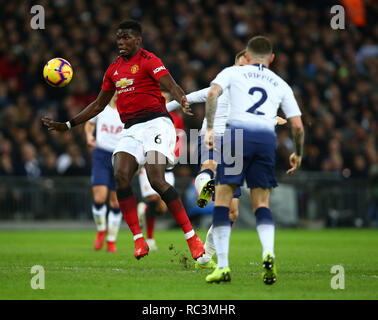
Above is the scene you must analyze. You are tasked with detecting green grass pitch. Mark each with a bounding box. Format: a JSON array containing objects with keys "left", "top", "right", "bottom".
[{"left": 0, "top": 229, "right": 377, "bottom": 300}]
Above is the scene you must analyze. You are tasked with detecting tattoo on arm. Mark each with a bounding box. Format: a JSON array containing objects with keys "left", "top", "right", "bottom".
[
  {"left": 206, "top": 96, "right": 217, "bottom": 129},
  {"left": 293, "top": 130, "right": 304, "bottom": 156},
  {"left": 206, "top": 85, "right": 222, "bottom": 129}
]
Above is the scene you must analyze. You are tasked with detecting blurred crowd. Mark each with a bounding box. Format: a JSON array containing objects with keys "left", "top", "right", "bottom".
[{"left": 0, "top": 0, "right": 377, "bottom": 181}]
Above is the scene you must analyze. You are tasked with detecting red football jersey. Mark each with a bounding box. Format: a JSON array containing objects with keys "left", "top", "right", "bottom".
[{"left": 102, "top": 48, "right": 170, "bottom": 124}]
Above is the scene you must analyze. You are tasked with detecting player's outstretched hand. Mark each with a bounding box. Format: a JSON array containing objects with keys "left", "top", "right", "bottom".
[
  {"left": 204, "top": 128, "right": 214, "bottom": 150},
  {"left": 41, "top": 116, "right": 68, "bottom": 131},
  {"left": 180, "top": 96, "right": 193, "bottom": 115},
  {"left": 275, "top": 116, "right": 287, "bottom": 125},
  {"left": 286, "top": 152, "right": 302, "bottom": 175},
  {"left": 182, "top": 105, "right": 193, "bottom": 115}
]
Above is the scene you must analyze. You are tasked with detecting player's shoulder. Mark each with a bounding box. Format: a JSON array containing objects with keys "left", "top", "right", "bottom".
[
  {"left": 217, "top": 65, "right": 239, "bottom": 78},
  {"left": 139, "top": 49, "right": 157, "bottom": 61},
  {"left": 224, "top": 65, "right": 239, "bottom": 73},
  {"left": 265, "top": 67, "right": 291, "bottom": 89},
  {"left": 109, "top": 56, "right": 122, "bottom": 66},
  {"left": 105, "top": 56, "right": 122, "bottom": 73}
]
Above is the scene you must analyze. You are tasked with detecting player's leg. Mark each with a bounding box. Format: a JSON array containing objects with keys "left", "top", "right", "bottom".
[
  {"left": 195, "top": 135, "right": 216, "bottom": 208},
  {"left": 113, "top": 151, "right": 148, "bottom": 259},
  {"left": 138, "top": 167, "right": 170, "bottom": 251},
  {"left": 196, "top": 192, "right": 239, "bottom": 269},
  {"left": 144, "top": 194, "right": 161, "bottom": 251},
  {"left": 205, "top": 128, "right": 245, "bottom": 282},
  {"left": 250, "top": 187, "right": 277, "bottom": 284},
  {"left": 229, "top": 197, "right": 239, "bottom": 224},
  {"left": 239, "top": 126, "right": 278, "bottom": 284},
  {"left": 147, "top": 196, "right": 168, "bottom": 250},
  {"left": 195, "top": 159, "right": 216, "bottom": 208},
  {"left": 91, "top": 148, "right": 114, "bottom": 251},
  {"left": 251, "top": 187, "right": 274, "bottom": 257},
  {"left": 138, "top": 166, "right": 159, "bottom": 250},
  {"left": 144, "top": 152, "right": 205, "bottom": 260},
  {"left": 92, "top": 185, "right": 108, "bottom": 251},
  {"left": 205, "top": 183, "right": 235, "bottom": 283},
  {"left": 145, "top": 171, "right": 172, "bottom": 250},
  {"left": 106, "top": 190, "right": 122, "bottom": 253}
]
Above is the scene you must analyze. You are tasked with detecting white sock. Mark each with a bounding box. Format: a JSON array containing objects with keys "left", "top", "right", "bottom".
[
  {"left": 92, "top": 203, "right": 107, "bottom": 232},
  {"left": 256, "top": 224, "right": 275, "bottom": 258},
  {"left": 184, "top": 229, "right": 195, "bottom": 240},
  {"left": 197, "top": 225, "right": 215, "bottom": 263},
  {"left": 107, "top": 210, "right": 122, "bottom": 242},
  {"left": 194, "top": 172, "right": 211, "bottom": 195},
  {"left": 133, "top": 233, "right": 143, "bottom": 241},
  {"left": 213, "top": 225, "right": 231, "bottom": 269},
  {"left": 204, "top": 224, "right": 215, "bottom": 257}
]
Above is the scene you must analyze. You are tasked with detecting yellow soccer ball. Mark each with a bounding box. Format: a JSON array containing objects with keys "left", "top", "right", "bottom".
[{"left": 43, "top": 58, "right": 73, "bottom": 87}]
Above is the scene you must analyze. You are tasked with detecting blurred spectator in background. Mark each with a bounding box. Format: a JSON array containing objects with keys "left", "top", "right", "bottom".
[
  {"left": 366, "top": 162, "right": 378, "bottom": 227},
  {"left": 20, "top": 143, "right": 41, "bottom": 178},
  {"left": 57, "top": 144, "right": 87, "bottom": 176}
]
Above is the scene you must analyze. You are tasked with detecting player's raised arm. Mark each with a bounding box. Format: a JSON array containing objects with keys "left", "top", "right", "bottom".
[
  {"left": 158, "top": 74, "right": 192, "bottom": 114},
  {"left": 286, "top": 115, "right": 305, "bottom": 175},
  {"left": 204, "top": 83, "right": 223, "bottom": 149},
  {"left": 166, "top": 88, "right": 210, "bottom": 113},
  {"left": 41, "top": 89, "right": 114, "bottom": 131},
  {"left": 205, "top": 83, "right": 223, "bottom": 130}
]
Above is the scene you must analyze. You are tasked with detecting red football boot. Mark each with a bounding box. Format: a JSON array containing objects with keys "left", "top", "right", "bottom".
[
  {"left": 187, "top": 233, "right": 205, "bottom": 260},
  {"left": 134, "top": 237, "right": 149, "bottom": 260},
  {"left": 94, "top": 230, "right": 107, "bottom": 251},
  {"left": 106, "top": 241, "right": 117, "bottom": 253}
]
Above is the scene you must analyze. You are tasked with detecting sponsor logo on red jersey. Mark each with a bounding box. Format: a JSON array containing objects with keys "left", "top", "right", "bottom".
[{"left": 115, "top": 78, "right": 134, "bottom": 88}]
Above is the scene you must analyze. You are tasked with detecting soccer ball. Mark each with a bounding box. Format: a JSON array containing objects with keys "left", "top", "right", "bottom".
[{"left": 43, "top": 58, "right": 73, "bottom": 87}]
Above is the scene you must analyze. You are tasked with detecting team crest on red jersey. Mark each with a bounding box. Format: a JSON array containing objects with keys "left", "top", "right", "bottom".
[{"left": 131, "top": 64, "right": 139, "bottom": 74}]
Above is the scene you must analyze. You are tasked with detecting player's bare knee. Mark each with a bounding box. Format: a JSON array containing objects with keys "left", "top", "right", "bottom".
[
  {"left": 114, "top": 169, "right": 131, "bottom": 189},
  {"left": 93, "top": 187, "right": 108, "bottom": 204},
  {"left": 201, "top": 159, "right": 216, "bottom": 173},
  {"left": 109, "top": 198, "right": 119, "bottom": 208},
  {"left": 156, "top": 199, "right": 168, "bottom": 214},
  {"left": 252, "top": 203, "right": 269, "bottom": 213},
  {"left": 93, "top": 194, "right": 107, "bottom": 204},
  {"left": 149, "top": 176, "right": 169, "bottom": 195},
  {"left": 146, "top": 194, "right": 160, "bottom": 203},
  {"left": 108, "top": 191, "right": 119, "bottom": 208}
]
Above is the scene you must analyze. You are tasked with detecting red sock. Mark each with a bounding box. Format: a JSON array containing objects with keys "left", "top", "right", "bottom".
[
  {"left": 146, "top": 216, "right": 155, "bottom": 239},
  {"left": 162, "top": 187, "right": 193, "bottom": 234},
  {"left": 117, "top": 188, "right": 142, "bottom": 237}
]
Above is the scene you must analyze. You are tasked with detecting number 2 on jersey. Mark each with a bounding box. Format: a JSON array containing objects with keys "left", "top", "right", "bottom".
[{"left": 247, "top": 87, "right": 267, "bottom": 115}]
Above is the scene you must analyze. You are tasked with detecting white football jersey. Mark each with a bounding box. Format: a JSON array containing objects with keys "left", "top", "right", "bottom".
[
  {"left": 211, "top": 64, "right": 301, "bottom": 133},
  {"left": 166, "top": 87, "right": 230, "bottom": 136},
  {"left": 89, "top": 105, "right": 124, "bottom": 152}
]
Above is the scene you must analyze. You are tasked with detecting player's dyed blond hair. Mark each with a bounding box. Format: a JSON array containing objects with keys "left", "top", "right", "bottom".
[
  {"left": 247, "top": 36, "right": 272, "bottom": 60},
  {"left": 235, "top": 49, "right": 246, "bottom": 64}
]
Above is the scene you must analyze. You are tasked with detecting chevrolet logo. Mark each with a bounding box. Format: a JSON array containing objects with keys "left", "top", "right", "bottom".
[{"left": 116, "top": 78, "right": 134, "bottom": 88}]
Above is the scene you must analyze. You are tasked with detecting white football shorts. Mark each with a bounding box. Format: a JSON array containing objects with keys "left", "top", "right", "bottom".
[
  {"left": 138, "top": 166, "right": 175, "bottom": 198},
  {"left": 112, "top": 116, "right": 177, "bottom": 167}
]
